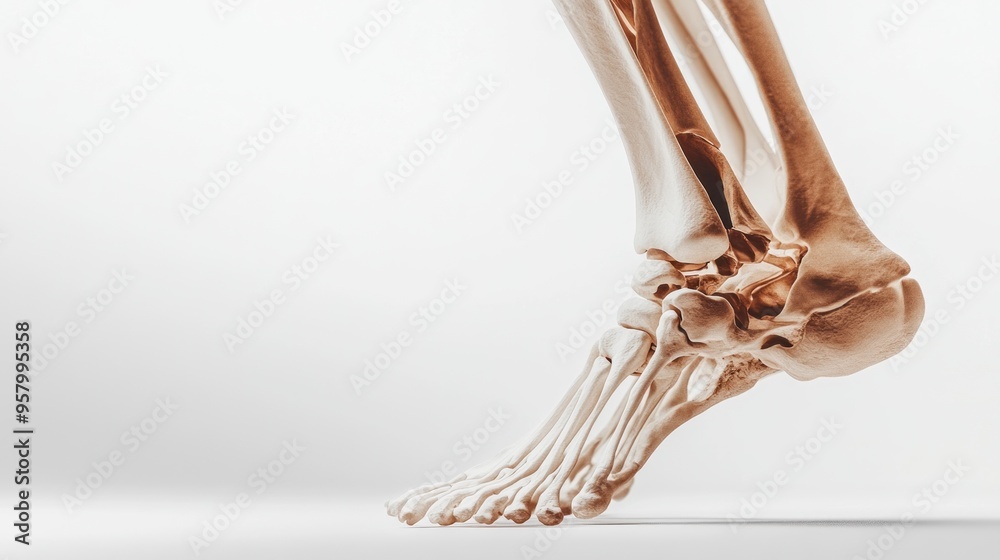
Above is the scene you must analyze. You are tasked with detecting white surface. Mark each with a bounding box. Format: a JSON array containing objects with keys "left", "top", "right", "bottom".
[
  {"left": 20, "top": 499, "right": 1000, "bottom": 559},
  {"left": 0, "top": 0, "right": 998, "bottom": 556}
]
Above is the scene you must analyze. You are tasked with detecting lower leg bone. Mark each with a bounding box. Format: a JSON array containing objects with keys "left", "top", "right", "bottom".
[
  {"left": 388, "top": 0, "right": 924, "bottom": 526},
  {"left": 554, "top": 0, "right": 730, "bottom": 263}
]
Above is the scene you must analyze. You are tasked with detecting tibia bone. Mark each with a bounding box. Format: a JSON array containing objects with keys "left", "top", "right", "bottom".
[{"left": 553, "top": 0, "right": 731, "bottom": 263}]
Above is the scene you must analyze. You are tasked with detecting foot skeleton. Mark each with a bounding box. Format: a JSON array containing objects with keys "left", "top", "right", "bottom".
[{"left": 386, "top": 0, "right": 924, "bottom": 525}]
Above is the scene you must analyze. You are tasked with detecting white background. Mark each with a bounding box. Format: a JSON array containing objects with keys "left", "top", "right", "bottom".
[{"left": 0, "top": 0, "right": 998, "bottom": 558}]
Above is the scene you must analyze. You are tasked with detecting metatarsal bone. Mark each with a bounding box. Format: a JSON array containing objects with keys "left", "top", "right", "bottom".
[
  {"left": 571, "top": 309, "right": 689, "bottom": 517},
  {"left": 553, "top": 0, "right": 730, "bottom": 263},
  {"left": 557, "top": 391, "right": 632, "bottom": 507},
  {"left": 611, "top": 358, "right": 695, "bottom": 473},
  {"left": 443, "top": 372, "right": 592, "bottom": 524},
  {"left": 498, "top": 327, "right": 650, "bottom": 524},
  {"left": 612, "top": 354, "right": 775, "bottom": 484},
  {"left": 535, "top": 328, "right": 652, "bottom": 524},
  {"left": 391, "top": 344, "right": 602, "bottom": 524},
  {"left": 499, "top": 358, "right": 613, "bottom": 523}
]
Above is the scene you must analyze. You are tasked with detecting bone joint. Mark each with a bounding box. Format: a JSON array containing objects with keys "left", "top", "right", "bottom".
[{"left": 386, "top": 0, "right": 925, "bottom": 525}]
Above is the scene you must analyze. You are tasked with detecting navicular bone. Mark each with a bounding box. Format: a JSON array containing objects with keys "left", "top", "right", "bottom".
[{"left": 387, "top": 0, "right": 924, "bottom": 525}]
